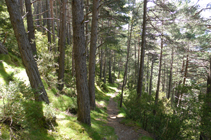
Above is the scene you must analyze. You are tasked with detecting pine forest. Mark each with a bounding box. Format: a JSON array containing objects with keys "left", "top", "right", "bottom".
[{"left": 0, "top": 0, "right": 211, "bottom": 139}]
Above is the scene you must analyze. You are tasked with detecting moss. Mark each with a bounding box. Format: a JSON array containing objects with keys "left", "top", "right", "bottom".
[
  {"left": 42, "top": 79, "right": 49, "bottom": 89},
  {"left": 0, "top": 124, "right": 10, "bottom": 139},
  {"left": 47, "top": 89, "right": 77, "bottom": 111},
  {"left": 139, "top": 136, "right": 154, "bottom": 140},
  {"left": 0, "top": 48, "right": 118, "bottom": 140}
]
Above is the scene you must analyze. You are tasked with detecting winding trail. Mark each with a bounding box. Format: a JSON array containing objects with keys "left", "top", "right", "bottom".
[{"left": 107, "top": 88, "right": 153, "bottom": 140}]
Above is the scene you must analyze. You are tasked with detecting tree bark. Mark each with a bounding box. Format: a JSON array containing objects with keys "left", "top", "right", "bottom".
[
  {"left": 120, "top": 14, "right": 133, "bottom": 107},
  {"left": 146, "top": 55, "right": 149, "bottom": 92},
  {"left": 137, "top": 0, "right": 147, "bottom": 98},
  {"left": 19, "top": 0, "right": 24, "bottom": 16},
  {"left": 113, "top": 51, "right": 115, "bottom": 76},
  {"left": 72, "top": 45, "right": 75, "bottom": 77},
  {"left": 35, "top": 0, "right": 41, "bottom": 26},
  {"left": 178, "top": 50, "right": 189, "bottom": 105},
  {"left": 167, "top": 47, "right": 174, "bottom": 99},
  {"left": 72, "top": 0, "right": 91, "bottom": 125},
  {"left": 108, "top": 50, "right": 113, "bottom": 84},
  {"left": 138, "top": 35, "right": 140, "bottom": 69},
  {"left": 118, "top": 57, "right": 121, "bottom": 79},
  {"left": 56, "top": 0, "right": 59, "bottom": 37},
  {"left": 42, "top": 0, "right": 47, "bottom": 27},
  {"left": 134, "top": 40, "right": 137, "bottom": 84},
  {"left": 46, "top": 0, "right": 51, "bottom": 47},
  {"left": 100, "top": 47, "right": 103, "bottom": 79},
  {"left": 89, "top": 0, "right": 99, "bottom": 110},
  {"left": 85, "top": 0, "right": 89, "bottom": 61},
  {"left": 154, "top": 35, "right": 163, "bottom": 114},
  {"left": 50, "top": 0, "right": 55, "bottom": 42},
  {"left": 58, "top": 0, "right": 67, "bottom": 91},
  {"left": 149, "top": 57, "right": 155, "bottom": 96},
  {"left": 25, "top": 0, "right": 37, "bottom": 55},
  {"left": 66, "top": 22, "right": 70, "bottom": 45},
  {"left": 6, "top": 0, "right": 49, "bottom": 104},
  {"left": 162, "top": 60, "right": 165, "bottom": 92},
  {"left": 103, "top": 47, "right": 107, "bottom": 84}
]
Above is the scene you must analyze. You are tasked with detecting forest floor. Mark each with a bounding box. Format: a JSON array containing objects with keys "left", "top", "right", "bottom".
[{"left": 106, "top": 87, "right": 154, "bottom": 140}]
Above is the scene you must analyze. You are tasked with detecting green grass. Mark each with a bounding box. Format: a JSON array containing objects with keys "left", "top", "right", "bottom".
[
  {"left": 45, "top": 82, "right": 117, "bottom": 140},
  {"left": 0, "top": 53, "right": 27, "bottom": 85},
  {"left": 139, "top": 136, "right": 154, "bottom": 140},
  {"left": 0, "top": 52, "right": 119, "bottom": 140}
]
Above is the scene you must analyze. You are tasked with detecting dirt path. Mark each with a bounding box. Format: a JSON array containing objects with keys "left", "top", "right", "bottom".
[{"left": 107, "top": 88, "right": 153, "bottom": 140}]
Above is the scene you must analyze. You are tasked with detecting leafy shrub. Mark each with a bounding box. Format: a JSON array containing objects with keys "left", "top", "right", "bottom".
[
  {"left": 122, "top": 88, "right": 203, "bottom": 140},
  {"left": 36, "top": 48, "right": 58, "bottom": 88},
  {"left": 0, "top": 81, "right": 55, "bottom": 137}
]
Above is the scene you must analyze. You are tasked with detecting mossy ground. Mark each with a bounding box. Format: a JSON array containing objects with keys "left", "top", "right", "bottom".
[{"left": 0, "top": 53, "right": 117, "bottom": 140}]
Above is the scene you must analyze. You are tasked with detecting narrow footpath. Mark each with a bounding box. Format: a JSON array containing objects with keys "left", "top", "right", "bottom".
[{"left": 107, "top": 88, "right": 153, "bottom": 140}]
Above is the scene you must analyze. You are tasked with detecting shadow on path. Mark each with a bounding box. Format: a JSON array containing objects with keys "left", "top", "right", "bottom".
[{"left": 107, "top": 88, "right": 153, "bottom": 140}]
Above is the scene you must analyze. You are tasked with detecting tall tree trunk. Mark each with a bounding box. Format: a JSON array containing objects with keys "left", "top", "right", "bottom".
[
  {"left": 40, "top": 1, "right": 43, "bottom": 32},
  {"left": 72, "top": 0, "right": 91, "bottom": 125},
  {"left": 120, "top": 14, "right": 133, "bottom": 107},
  {"left": 42, "top": 0, "right": 46, "bottom": 27},
  {"left": 149, "top": 57, "right": 155, "bottom": 96},
  {"left": 137, "top": 0, "right": 147, "bottom": 98},
  {"left": 88, "top": 0, "right": 99, "bottom": 110},
  {"left": 35, "top": 1, "right": 40, "bottom": 26},
  {"left": 118, "top": 57, "right": 121, "bottom": 79},
  {"left": 146, "top": 55, "right": 149, "bottom": 92},
  {"left": 175, "top": 55, "right": 185, "bottom": 105},
  {"left": 67, "top": 23, "right": 70, "bottom": 45},
  {"left": 183, "top": 54, "right": 189, "bottom": 86},
  {"left": 58, "top": 0, "right": 67, "bottom": 91},
  {"left": 6, "top": 0, "right": 49, "bottom": 104},
  {"left": 108, "top": 50, "right": 113, "bottom": 83},
  {"left": 179, "top": 50, "right": 189, "bottom": 105},
  {"left": 138, "top": 35, "right": 140, "bottom": 68},
  {"left": 100, "top": 47, "right": 103, "bottom": 79},
  {"left": 113, "top": 51, "right": 115, "bottom": 76},
  {"left": 154, "top": 35, "right": 163, "bottom": 114},
  {"left": 72, "top": 45, "right": 75, "bottom": 76},
  {"left": 134, "top": 40, "right": 137, "bottom": 84},
  {"left": 50, "top": 0, "right": 55, "bottom": 42},
  {"left": 56, "top": 0, "right": 59, "bottom": 37},
  {"left": 167, "top": 47, "right": 174, "bottom": 99},
  {"left": 85, "top": 0, "right": 89, "bottom": 61},
  {"left": 25, "top": 0, "right": 37, "bottom": 55},
  {"left": 19, "top": 0, "right": 24, "bottom": 16},
  {"left": 162, "top": 60, "right": 165, "bottom": 92},
  {"left": 103, "top": 47, "right": 107, "bottom": 84},
  {"left": 46, "top": 0, "right": 51, "bottom": 47}
]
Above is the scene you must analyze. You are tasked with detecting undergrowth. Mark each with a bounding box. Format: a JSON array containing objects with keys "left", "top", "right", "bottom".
[
  {"left": 115, "top": 86, "right": 211, "bottom": 140},
  {"left": 0, "top": 51, "right": 117, "bottom": 139}
]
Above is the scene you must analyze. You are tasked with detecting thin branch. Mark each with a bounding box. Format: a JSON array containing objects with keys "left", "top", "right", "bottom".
[
  {"left": 22, "top": 12, "right": 28, "bottom": 19},
  {"left": 36, "top": 25, "right": 59, "bottom": 39},
  {"left": 97, "top": 42, "right": 105, "bottom": 49},
  {"left": 33, "top": 10, "right": 49, "bottom": 16},
  {"left": 35, "top": 18, "right": 60, "bottom": 21},
  {"left": 31, "top": 0, "right": 41, "bottom": 4},
  {"left": 193, "top": 8, "right": 211, "bottom": 18}
]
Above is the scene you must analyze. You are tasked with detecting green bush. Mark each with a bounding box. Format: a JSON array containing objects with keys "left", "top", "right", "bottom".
[
  {"left": 0, "top": 81, "right": 55, "bottom": 137},
  {"left": 36, "top": 49, "right": 58, "bottom": 88},
  {"left": 122, "top": 89, "right": 202, "bottom": 140}
]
